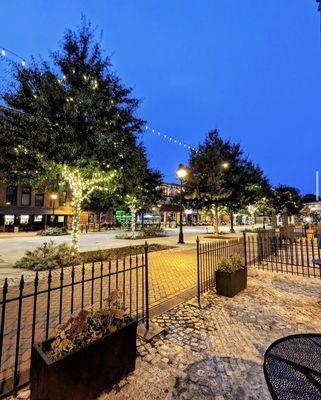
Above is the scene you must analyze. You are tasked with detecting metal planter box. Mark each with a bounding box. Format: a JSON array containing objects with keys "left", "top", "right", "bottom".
[
  {"left": 30, "top": 320, "right": 137, "bottom": 400},
  {"left": 215, "top": 267, "right": 247, "bottom": 297}
]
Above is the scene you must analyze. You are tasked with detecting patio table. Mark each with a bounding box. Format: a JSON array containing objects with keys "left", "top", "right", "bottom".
[{"left": 264, "top": 334, "right": 321, "bottom": 400}]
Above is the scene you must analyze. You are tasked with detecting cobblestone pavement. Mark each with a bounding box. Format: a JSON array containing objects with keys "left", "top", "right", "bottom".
[
  {"left": 98, "top": 271, "right": 321, "bottom": 400},
  {"left": 12, "top": 270, "right": 321, "bottom": 400}
]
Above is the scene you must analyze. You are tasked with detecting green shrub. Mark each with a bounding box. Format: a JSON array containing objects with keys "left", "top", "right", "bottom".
[
  {"left": 38, "top": 227, "right": 69, "bottom": 236},
  {"left": 217, "top": 254, "right": 244, "bottom": 273},
  {"left": 14, "top": 241, "right": 78, "bottom": 271},
  {"left": 115, "top": 226, "right": 166, "bottom": 240}
]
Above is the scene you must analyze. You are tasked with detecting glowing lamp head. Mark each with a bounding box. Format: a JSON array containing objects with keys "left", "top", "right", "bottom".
[
  {"left": 50, "top": 193, "right": 58, "bottom": 201},
  {"left": 176, "top": 164, "right": 187, "bottom": 180},
  {"left": 221, "top": 162, "right": 230, "bottom": 170}
]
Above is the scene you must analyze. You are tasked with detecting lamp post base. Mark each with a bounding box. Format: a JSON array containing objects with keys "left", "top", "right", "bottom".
[{"left": 178, "top": 231, "right": 184, "bottom": 244}]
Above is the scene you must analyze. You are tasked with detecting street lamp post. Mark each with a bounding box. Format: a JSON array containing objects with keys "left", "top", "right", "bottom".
[
  {"left": 176, "top": 164, "right": 187, "bottom": 244},
  {"left": 50, "top": 193, "right": 58, "bottom": 226}
]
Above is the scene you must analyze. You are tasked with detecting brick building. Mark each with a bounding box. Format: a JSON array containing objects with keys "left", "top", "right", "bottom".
[{"left": 0, "top": 183, "right": 98, "bottom": 232}]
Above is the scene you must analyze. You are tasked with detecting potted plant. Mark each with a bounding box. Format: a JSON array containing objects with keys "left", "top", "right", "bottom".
[
  {"left": 215, "top": 254, "right": 247, "bottom": 297},
  {"left": 30, "top": 291, "right": 137, "bottom": 400}
]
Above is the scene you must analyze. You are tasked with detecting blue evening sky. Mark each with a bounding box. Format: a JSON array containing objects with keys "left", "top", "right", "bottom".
[{"left": 1, "top": 1, "right": 320, "bottom": 194}]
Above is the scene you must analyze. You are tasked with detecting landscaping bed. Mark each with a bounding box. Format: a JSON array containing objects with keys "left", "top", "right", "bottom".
[
  {"left": 79, "top": 243, "right": 175, "bottom": 263},
  {"left": 14, "top": 242, "right": 175, "bottom": 271}
]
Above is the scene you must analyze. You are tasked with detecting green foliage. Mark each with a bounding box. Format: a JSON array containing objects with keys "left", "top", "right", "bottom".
[
  {"left": 301, "top": 193, "right": 317, "bottom": 204},
  {"left": 0, "top": 20, "right": 166, "bottom": 250},
  {"left": 14, "top": 241, "right": 78, "bottom": 271},
  {"left": 115, "top": 226, "right": 166, "bottom": 240},
  {"left": 217, "top": 254, "right": 244, "bottom": 273},
  {"left": 186, "top": 130, "right": 270, "bottom": 212},
  {"left": 271, "top": 185, "right": 302, "bottom": 215},
  {"left": 38, "top": 227, "right": 69, "bottom": 236},
  {"left": 49, "top": 291, "right": 132, "bottom": 360}
]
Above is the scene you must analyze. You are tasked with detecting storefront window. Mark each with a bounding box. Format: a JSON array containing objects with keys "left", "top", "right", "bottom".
[
  {"left": 34, "top": 215, "right": 43, "bottom": 222},
  {"left": 20, "top": 215, "right": 29, "bottom": 225},
  {"left": 6, "top": 186, "right": 17, "bottom": 205},
  {"left": 21, "top": 187, "right": 31, "bottom": 206},
  {"left": 4, "top": 215, "right": 14, "bottom": 225},
  {"left": 58, "top": 216, "right": 65, "bottom": 223},
  {"left": 35, "top": 194, "right": 44, "bottom": 207}
]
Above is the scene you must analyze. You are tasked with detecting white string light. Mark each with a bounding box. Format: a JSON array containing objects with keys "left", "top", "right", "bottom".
[
  {"left": 144, "top": 125, "right": 196, "bottom": 151},
  {"left": 1, "top": 45, "right": 198, "bottom": 152},
  {"left": 0, "top": 46, "right": 27, "bottom": 67}
]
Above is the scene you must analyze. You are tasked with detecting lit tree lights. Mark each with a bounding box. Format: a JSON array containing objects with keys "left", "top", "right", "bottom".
[
  {"left": 125, "top": 194, "right": 140, "bottom": 233},
  {"left": 62, "top": 165, "right": 118, "bottom": 252},
  {"left": 0, "top": 20, "right": 162, "bottom": 253}
]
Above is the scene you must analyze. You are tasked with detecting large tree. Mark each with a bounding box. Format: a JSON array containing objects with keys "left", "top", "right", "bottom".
[
  {"left": 224, "top": 159, "right": 270, "bottom": 232},
  {"left": 271, "top": 185, "right": 302, "bottom": 215},
  {"left": 0, "top": 21, "right": 157, "bottom": 250},
  {"left": 186, "top": 130, "right": 270, "bottom": 235},
  {"left": 186, "top": 130, "right": 233, "bottom": 236}
]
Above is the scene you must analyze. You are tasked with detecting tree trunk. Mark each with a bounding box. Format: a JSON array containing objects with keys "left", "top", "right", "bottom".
[
  {"left": 71, "top": 190, "right": 82, "bottom": 254},
  {"left": 230, "top": 210, "right": 235, "bottom": 233},
  {"left": 141, "top": 212, "right": 144, "bottom": 228},
  {"left": 213, "top": 205, "right": 219, "bottom": 237},
  {"left": 130, "top": 207, "right": 136, "bottom": 233}
]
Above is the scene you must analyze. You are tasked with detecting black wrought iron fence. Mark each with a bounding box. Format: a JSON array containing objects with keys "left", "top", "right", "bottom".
[
  {"left": 196, "top": 237, "right": 244, "bottom": 305},
  {"left": 246, "top": 233, "right": 321, "bottom": 278},
  {"left": 0, "top": 245, "right": 149, "bottom": 399}
]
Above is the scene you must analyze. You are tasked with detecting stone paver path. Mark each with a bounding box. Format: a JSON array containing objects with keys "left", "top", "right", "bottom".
[{"left": 98, "top": 271, "right": 321, "bottom": 400}]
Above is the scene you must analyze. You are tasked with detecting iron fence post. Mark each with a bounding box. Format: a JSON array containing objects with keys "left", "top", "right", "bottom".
[
  {"left": 243, "top": 232, "right": 248, "bottom": 267},
  {"left": 0, "top": 278, "right": 8, "bottom": 369},
  {"left": 196, "top": 237, "right": 201, "bottom": 307},
  {"left": 144, "top": 242, "right": 150, "bottom": 330}
]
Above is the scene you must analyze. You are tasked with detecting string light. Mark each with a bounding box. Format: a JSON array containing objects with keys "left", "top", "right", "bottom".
[
  {"left": 144, "top": 125, "right": 196, "bottom": 151},
  {"left": 1, "top": 45, "right": 198, "bottom": 152},
  {"left": 0, "top": 46, "right": 26, "bottom": 66}
]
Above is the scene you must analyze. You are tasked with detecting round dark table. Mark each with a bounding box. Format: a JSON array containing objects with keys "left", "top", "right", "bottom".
[{"left": 264, "top": 334, "right": 321, "bottom": 399}]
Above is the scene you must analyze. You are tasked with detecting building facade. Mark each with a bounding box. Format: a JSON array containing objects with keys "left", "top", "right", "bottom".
[{"left": 0, "top": 183, "right": 98, "bottom": 232}]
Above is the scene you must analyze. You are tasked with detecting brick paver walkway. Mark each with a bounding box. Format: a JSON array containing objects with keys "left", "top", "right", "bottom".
[{"left": 0, "top": 246, "right": 197, "bottom": 393}]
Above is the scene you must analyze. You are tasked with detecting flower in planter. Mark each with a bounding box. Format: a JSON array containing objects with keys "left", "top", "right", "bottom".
[
  {"left": 49, "top": 290, "right": 132, "bottom": 360},
  {"left": 217, "top": 254, "right": 244, "bottom": 273}
]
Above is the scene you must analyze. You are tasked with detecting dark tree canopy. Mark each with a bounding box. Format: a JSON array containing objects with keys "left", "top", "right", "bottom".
[
  {"left": 301, "top": 193, "right": 317, "bottom": 204},
  {"left": 0, "top": 20, "right": 161, "bottom": 209},
  {"left": 186, "top": 130, "right": 270, "bottom": 211},
  {"left": 186, "top": 130, "right": 233, "bottom": 209},
  {"left": 271, "top": 185, "right": 302, "bottom": 215}
]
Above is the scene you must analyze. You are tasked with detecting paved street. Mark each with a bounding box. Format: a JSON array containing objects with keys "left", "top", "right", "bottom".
[
  {"left": 12, "top": 270, "right": 321, "bottom": 400},
  {"left": 0, "top": 225, "right": 256, "bottom": 280}
]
